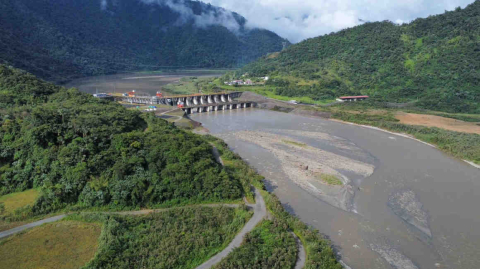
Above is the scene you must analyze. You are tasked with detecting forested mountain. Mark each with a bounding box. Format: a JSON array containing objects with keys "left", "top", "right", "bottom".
[
  {"left": 0, "top": 0, "right": 287, "bottom": 82},
  {"left": 0, "top": 64, "right": 245, "bottom": 214},
  {"left": 240, "top": 1, "right": 480, "bottom": 113}
]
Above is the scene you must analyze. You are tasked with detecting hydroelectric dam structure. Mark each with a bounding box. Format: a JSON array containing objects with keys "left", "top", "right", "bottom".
[{"left": 116, "top": 92, "right": 254, "bottom": 114}]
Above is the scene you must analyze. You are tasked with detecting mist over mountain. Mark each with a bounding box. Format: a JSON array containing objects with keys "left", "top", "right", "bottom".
[{"left": 0, "top": 0, "right": 288, "bottom": 82}]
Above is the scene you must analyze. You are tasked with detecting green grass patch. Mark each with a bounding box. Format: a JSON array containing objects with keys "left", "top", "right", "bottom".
[
  {"left": 0, "top": 221, "right": 101, "bottom": 269},
  {"left": 74, "top": 207, "right": 252, "bottom": 269},
  {"left": 320, "top": 174, "right": 343, "bottom": 186},
  {"left": 0, "top": 189, "right": 40, "bottom": 215},
  {"left": 213, "top": 220, "right": 297, "bottom": 269},
  {"left": 282, "top": 140, "right": 307, "bottom": 147}
]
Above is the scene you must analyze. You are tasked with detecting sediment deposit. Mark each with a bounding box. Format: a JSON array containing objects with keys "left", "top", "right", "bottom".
[
  {"left": 229, "top": 131, "right": 375, "bottom": 212},
  {"left": 388, "top": 189, "right": 432, "bottom": 238}
]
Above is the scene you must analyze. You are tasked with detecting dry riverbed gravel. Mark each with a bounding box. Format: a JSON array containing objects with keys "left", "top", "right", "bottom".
[{"left": 228, "top": 131, "right": 375, "bottom": 212}]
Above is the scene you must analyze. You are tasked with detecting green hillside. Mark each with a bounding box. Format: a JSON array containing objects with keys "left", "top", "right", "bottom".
[
  {"left": 0, "top": 64, "right": 246, "bottom": 216},
  {"left": 0, "top": 0, "right": 288, "bottom": 82},
  {"left": 240, "top": 2, "right": 480, "bottom": 113}
]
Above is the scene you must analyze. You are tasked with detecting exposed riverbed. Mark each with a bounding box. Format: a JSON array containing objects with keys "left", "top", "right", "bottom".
[{"left": 191, "top": 109, "right": 480, "bottom": 269}]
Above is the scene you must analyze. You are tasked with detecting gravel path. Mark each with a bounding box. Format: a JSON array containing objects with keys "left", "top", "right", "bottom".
[
  {"left": 196, "top": 188, "right": 267, "bottom": 269},
  {"left": 0, "top": 215, "right": 67, "bottom": 239},
  {"left": 210, "top": 144, "right": 224, "bottom": 166},
  {"left": 292, "top": 232, "right": 306, "bottom": 269}
]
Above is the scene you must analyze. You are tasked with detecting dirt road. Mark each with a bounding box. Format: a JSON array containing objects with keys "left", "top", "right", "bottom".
[
  {"left": 195, "top": 188, "right": 267, "bottom": 269},
  {"left": 0, "top": 215, "right": 67, "bottom": 239}
]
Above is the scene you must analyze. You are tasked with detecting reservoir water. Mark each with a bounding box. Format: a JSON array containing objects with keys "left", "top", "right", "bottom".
[
  {"left": 191, "top": 109, "right": 480, "bottom": 269},
  {"left": 65, "top": 71, "right": 223, "bottom": 96},
  {"left": 70, "top": 74, "right": 480, "bottom": 269}
]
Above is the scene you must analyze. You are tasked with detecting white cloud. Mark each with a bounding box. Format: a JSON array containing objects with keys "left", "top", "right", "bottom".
[
  {"left": 101, "top": 0, "right": 107, "bottom": 10},
  {"left": 140, "top": 0, "right": 241, "bottom": 32},
  {"left": 202, "top": 0, "right": 475, "bottom": 42}
]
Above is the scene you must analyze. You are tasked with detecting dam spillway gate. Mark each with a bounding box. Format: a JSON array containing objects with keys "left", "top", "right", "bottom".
[
  {"left": 182, "top": 102, "right": 253, "bottom": 114},
  {"left": 117, "top": 92, "right": 254, "bottom": 114}
]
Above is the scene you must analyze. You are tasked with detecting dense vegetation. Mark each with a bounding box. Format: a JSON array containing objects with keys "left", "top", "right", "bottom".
[
  {"left": 0, "top": 64, "right": 246, "bottom": 217},
  {"left": 67, "top": 207, "right": 251, "bottom": 269},
  {"left": 239, "top": 2, "right": 480, "bottom": 113},
  {"left": 0, "top": 0, "right": 287, "bottom": 82},
  {"left": 214, "top": 220, "right": 297, "bottom": 269},
  {"left": 206, "top": 136, "right": 342, "bottom": 269}
]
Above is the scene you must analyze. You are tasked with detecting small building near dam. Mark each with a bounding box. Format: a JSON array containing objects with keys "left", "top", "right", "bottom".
[{"left": 337, "top": 96, "right": 369, "bottom": 102}]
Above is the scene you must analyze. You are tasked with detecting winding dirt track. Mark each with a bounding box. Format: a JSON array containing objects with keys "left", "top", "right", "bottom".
[{"left": 195, "top": 188, "right": 267, "bottom": 269}]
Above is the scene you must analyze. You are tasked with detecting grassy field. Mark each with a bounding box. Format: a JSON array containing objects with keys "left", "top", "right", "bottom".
[
  {"left": 163, "top": 77, "right": 219, "bottom": 95},
  {"left": 0, "top": 189, "right": 40, "bottom": 214},
  {"left": 0, "top": 221, "right": 101, "bottom": 269},
  {"left": 77, "top": 206, "right": 252, "bottom": 269},
  {"left": 0, "top": 189, "right": 41, "bottom": 231},
  {"left": 213, "top": 220, "right": 297, "bottom": 269}
]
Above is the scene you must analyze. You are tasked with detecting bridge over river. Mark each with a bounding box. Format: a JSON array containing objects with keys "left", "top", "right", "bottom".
[{"left": 114, "top": 91, "right": 254, "bottom": 114}]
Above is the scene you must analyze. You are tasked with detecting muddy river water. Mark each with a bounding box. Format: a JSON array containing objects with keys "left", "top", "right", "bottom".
[
  {"left": 191, "top": 108, "right": 480, "bottom": 269},
  {"left": 70, "top": 74, "right": 479, "bottom": 269}
]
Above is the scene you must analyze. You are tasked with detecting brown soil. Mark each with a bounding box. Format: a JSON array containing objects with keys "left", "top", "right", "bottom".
[{"left": 395, "top": 112, "right": 480, "bottom": 134}]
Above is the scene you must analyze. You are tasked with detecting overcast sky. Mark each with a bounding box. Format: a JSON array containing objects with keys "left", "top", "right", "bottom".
[{"left": 202, "top": 0, "right": 475, "bottom": 43}]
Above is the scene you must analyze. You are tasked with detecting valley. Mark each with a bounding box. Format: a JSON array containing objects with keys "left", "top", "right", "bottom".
[
  {"left": 1, "top": 0, "right": 479, "bottom": 268},
  {"left": 66, "top": 72, "right": 480, "bottom": 268}
]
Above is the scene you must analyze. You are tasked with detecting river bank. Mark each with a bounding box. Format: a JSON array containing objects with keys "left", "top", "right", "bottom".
[{"left": 238, "top": 91, "right": 480, "bottom": 167}]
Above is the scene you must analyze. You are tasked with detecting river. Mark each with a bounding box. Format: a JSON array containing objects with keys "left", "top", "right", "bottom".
[
  {"left": 191, "top": 108, "right": 480, "bottom": 269},
  {"left": 69, "top": 74, "right": 480, "bottom": 269}
]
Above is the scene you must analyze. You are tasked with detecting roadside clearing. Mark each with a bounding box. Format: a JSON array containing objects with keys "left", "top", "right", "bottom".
[{"left": 396, "top": 112, "right": 480, "bottom": 134}]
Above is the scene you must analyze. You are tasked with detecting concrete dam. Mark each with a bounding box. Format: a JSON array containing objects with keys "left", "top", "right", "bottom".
[{"left": 117, "top": 92, "right": 254, "bottom": 114}]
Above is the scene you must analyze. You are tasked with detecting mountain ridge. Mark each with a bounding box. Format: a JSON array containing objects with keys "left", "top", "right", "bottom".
[
  {"left": 239, "top": 1, "right": 480, "bottom": 113},
  {"left": 0, "top": 0, "right": 288, "bottom": 82}
]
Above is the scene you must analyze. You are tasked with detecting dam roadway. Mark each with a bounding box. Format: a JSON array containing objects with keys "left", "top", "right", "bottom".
[{"left": 113, "top": 91, "right": 254, "bottom": 114}]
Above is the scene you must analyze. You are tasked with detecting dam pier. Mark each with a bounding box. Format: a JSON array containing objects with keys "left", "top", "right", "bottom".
[{"left": 115, "top": 91, "right": 254, "bottom": 114}]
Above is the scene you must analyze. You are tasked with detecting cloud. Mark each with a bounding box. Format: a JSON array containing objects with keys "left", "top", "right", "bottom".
[
  {"left": 140, "top": 0, "right": 241, "bottom": 33},
  {"left": 202, "top": 0, "right": 475, "bottom": 42},
  {"left": 101, "top": 0, "right": 107, "bottom": 10}
]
